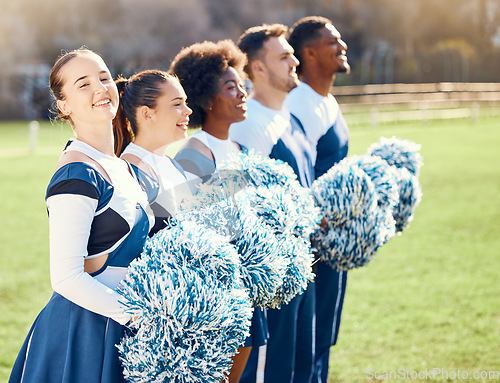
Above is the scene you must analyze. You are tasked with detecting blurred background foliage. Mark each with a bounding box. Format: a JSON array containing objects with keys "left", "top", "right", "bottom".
[{"left": 1, "top": 0, "right": 499, "bottom": 119}]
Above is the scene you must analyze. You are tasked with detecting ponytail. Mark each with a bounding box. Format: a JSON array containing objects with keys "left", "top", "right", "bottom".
[
  {"left": 113, "top": 76, "right": 134, "bottom": 156},
  {"left": 113, "top": 69, "right": 175, "bottom": 156}
]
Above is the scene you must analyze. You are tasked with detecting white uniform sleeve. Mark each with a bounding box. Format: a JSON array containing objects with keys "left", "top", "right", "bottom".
[
  {"left": 47, "top": 193, "right": 131, "bottom": 325},
  {"left": 229, "top": 119, "right": 272, "bottom": 158}
]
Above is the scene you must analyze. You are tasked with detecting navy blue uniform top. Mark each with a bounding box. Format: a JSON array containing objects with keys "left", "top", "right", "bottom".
[
  {"left": 229, "top": 98, "right": 314, "bottom": 188},
  {"left": 285, "top": 81, "right": 349, "bottom": 179}
]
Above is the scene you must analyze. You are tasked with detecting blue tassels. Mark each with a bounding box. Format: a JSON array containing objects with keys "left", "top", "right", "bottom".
[
  {"left": 179, "top": 191, "right": 288, "bottom": 309},
  {"left": 311, "top": 163, "right": 388, "bottom": 270},
  {"left": 117, "top": 222, "right": 252, "bottom": 382},
  {"left": 312, "top": 136, "right": 423, "bottom": 270},
  {"left": 219, "top": 150, "right": 320, "bottom": 307},
  {"left": 367, "top": 136, "right": 423, "bottom": 232},
  {"left": 367, "top": 136, "right": 423, "bottom": 177}
]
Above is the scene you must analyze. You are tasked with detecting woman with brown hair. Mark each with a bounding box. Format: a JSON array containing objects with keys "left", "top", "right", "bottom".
[
  {"left": 9, "top": 48, "right": 151, "bottom": 383},
  {"left": 113, "top": 69, "right": 193, "bottom": 235}
]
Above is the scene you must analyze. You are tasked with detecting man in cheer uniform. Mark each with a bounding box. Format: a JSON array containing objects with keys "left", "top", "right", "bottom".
[
  {"left": 230, "top": 23, "right": 316, "bottom": 383},
  {"left": 285, "top": 16, "right": 351, "bottom": 383}
]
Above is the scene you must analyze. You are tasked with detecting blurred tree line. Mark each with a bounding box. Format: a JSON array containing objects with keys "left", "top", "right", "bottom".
[{"left": 1, "top": 0, "right": 499, "bottom": 119}]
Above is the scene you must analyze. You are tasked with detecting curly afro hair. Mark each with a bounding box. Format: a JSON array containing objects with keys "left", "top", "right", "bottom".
[{"left": 169, "top": 39, "right": 247, "bottom": 128}]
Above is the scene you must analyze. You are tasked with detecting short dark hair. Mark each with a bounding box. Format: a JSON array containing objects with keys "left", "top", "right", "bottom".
[
  {"left": 237, "top": 24, "right": 288, "bottom": 80},
  {"left": 169, "top": 39, "right": 246, "bottom": 127},
  {"left": 288, "top": 16, "right": 332, "bottom": 74}
]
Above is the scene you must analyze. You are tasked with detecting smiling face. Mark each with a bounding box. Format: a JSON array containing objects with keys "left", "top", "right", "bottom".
[
  {"left": 148, "top": 79, "right": 192, "bottom": 145},
  {"left": 314, "top": 23, "right": 350, "bottom": 75},
  {"left": 261, "top": 35, "right": 300, "bottom": 93},
  {"left": 56, "top": 52, "right": 119, "bottom": 128},
  {"left": 208, "top": 66, "right": 247, "bottom": 126}
]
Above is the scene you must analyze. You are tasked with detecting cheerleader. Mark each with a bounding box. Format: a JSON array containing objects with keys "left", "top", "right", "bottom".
[
  {"left": 229, "top": 24, "right": 316, "bottom": 383},
  {"left": 170, "top": 39, "right": 267, "bottom": 383},
  {"left": 113, "top": 70, "right": 193, "bottom": 235},
  {"left": 9, "top": 48, "right": 151, "bottom": 383},
  {"left": 286, "top": 17, "right": 351, "bottom": 382}
]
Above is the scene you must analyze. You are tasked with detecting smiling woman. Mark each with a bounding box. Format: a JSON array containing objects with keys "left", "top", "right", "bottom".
[
  {"left": 51, "top": 50, "right": 119, "bottom": 150},
  {"left": 8, "top": 48, "right": 152, "bottom": 383},
  {"left": 170, "top": 39, "right": 248, "bottom": 182},
  {"left": 169, "top": 40, "right": 268, "bottom": 383},
  {"left": 113, "top": 70, "right": 194, "bottom": 235}
]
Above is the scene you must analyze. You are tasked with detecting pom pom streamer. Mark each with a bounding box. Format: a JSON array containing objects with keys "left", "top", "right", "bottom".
[
  {"left": 180, "top": 149, "right": 320, "bottom": 307},
  {"left": 234, "top": 187, "right": 317, "bottom": 307},
  {"left": 392, "top": 167, "right": 423, "bottom": 232},
  {"left": 367, "top": 136, "right": 423, "bottom": 176},
  {"left": 312, "top": 207, "right": 393, "bottom": 271},
  {"left": 221, "top": 151, "right": 320, "bottom": 306},
  {"left": 312, "top": 164, "right": 377, "bottom": 226},
  {"left": 311, "top": 162, "right": 391, "bottom": 270},
  {"left": 266, "top": 234, "right": 315, "bottom": 308},
  {"left": 180, "top": 193, "right": 288, "bottom": 308},
  {"left": 312, "top": 136, "right": 423, "bottom": 270},
  {"left": 117, "top": 255, "right": 252, "bottom": 383},
  {"left": 341, "top": 154, "right": 399, "bottom": 211}
]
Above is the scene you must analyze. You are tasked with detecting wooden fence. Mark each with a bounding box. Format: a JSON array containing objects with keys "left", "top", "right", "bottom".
[{"left": 333, "top": 82, "right": 500, "bottom": 125}]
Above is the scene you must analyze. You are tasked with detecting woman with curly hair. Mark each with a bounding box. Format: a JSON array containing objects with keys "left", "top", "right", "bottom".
[
  {"left": 170, "top": 39, "right": 248, "bottom": 183},
  {"left": 170, "top": 39, "right": 267, "bottom": 383}
]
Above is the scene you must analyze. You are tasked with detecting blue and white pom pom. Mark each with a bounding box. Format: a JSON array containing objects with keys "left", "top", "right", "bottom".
[
  {"left": 392, "top": 167, "right": 423, "bottom": 232},
  {"left": 180, "top": 192, "right": 288, "bottom": 308},
  {"left": 145, "top": 219, "right": 241, "bottom": 289},
  {"left": 238, "top": 184, "right": 321, "bottom": 240},
  {"left": 235, "top": 186, "right": 317, "bottom": 307},
  {"left": 312, "top": 207, "right": 394, "bottom": 271},
  {"left": 312, "top": 163, "right": 377, "bottom": 226},
  {"left": 219, "top": 149, "right": 298, "bottom": 187},
  {"left": 194, "top": 151, "right": 320, "bottom": 306},
  {"left": 233, "top": 185, "right": 317, "bottom": 307},
  {"left": 117, "top": 252, "right": 252, "bottom": 383},
  {"left": 341, "top": 154, "right": 399, "bottom": 211},
  {"left": 311, "top": 162, "right": 394, "bottom": 270},
  {"left": 266, "top": 234, "right": 315, "bottom": 308},
  {"left": 367, "top": 136, "right": 423, "bottom": 176}
]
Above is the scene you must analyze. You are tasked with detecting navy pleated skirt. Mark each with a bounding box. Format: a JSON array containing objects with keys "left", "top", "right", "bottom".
[{"left": 9, "top": 292, "right": 127, "bottom": 383}]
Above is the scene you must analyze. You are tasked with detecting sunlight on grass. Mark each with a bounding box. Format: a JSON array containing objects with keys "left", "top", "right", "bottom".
[
  {"left": 328, "top": 117, "right": 500, "bottom": 382},
  {"left": 0, "top": 117, "right": 499, "bottom": 382}
]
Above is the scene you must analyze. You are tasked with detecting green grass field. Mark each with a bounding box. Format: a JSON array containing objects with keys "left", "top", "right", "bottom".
[{"left": 0, "top": 116, "right": 499, "bottom": 382}]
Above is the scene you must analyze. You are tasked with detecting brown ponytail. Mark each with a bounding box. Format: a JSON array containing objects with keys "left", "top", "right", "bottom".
[
  {"left": 112, "top": 70, "right": 178, "bottom": 156},
  {"left": 113, "top": 76, "right": 134, "bottom": 155}
]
